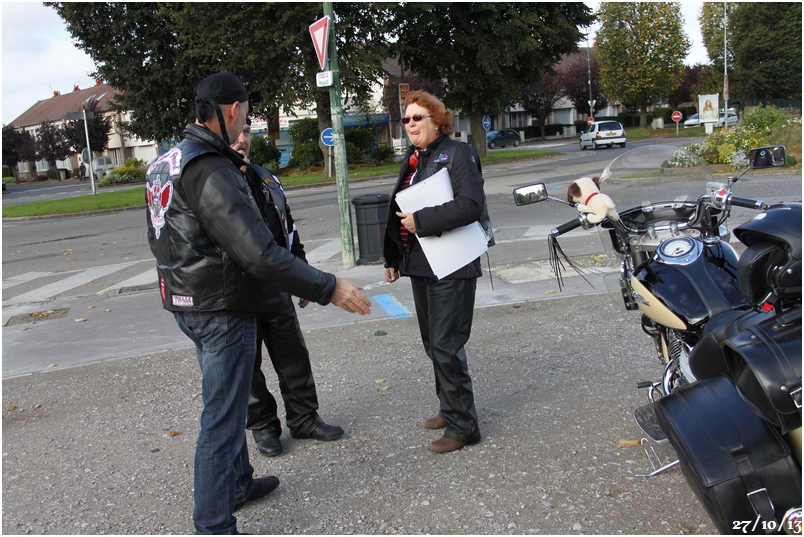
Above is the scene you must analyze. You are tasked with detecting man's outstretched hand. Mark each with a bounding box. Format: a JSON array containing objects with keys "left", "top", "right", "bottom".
[{"left": 330, "top": 278, "right": 371, "bottom": 315}]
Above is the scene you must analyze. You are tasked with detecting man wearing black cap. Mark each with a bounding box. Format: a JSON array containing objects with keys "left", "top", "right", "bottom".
[
  {"left": 146, "top": 72, "right": 371, "bottom": 534},
  {"left": 231, "top": 120, "right": 344, "bottom": 458}
]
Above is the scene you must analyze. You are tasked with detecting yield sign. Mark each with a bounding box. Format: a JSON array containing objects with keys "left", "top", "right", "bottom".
[{"left": 309, "top": 16, "right": 330, "bottom": 71}]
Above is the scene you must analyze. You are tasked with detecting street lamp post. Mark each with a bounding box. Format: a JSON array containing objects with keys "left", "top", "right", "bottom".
[{"left": 723, "top": 3, "right": 729, "bottom": 131}]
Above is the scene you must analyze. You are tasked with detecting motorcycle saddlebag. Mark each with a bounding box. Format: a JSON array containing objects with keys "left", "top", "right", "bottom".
[
  {"left": 655, "top": 375, "right": 802, "bottom": 534},
  {"left": 723, "top": 307, "right": 802, "bottom": 434}
]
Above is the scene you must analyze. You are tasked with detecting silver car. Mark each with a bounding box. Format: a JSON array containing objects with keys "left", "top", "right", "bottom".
[
  {"left": 580, "top": 120, "right": 626, "bottom": 150},
  {"left": 717, "top": 111, "right": 738, "bottom": 128}
]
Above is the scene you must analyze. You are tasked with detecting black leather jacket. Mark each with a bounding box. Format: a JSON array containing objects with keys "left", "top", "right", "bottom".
[
  {"left": 146, "top": 123, "right": 335, "bottom": 313},
  {"left": 244, "top": 163, "right": 309, "bottom": 310},
  {"left": 383, "top": 135, "right": 485, "bottom": 279}
]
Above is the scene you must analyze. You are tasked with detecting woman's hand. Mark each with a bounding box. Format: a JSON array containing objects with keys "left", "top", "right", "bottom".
[
  {"left": 396, "top": 211, "right": 416, "bottom": 234},
  {"left": 385, "top": 267, "right": 399, "bottom": 283}
]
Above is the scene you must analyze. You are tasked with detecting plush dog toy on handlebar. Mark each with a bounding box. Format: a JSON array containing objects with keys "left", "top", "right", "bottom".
[{"left": 568, "top": 177, "right": 618, "bottom": 223}]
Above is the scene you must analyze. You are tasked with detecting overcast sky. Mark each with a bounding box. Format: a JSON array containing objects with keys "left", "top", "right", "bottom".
[{"left": 1, "top": 1, "right": 710, "bottom": 126}]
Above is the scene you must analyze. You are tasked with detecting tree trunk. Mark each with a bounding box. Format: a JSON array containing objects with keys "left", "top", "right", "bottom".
[
  {"left": 316, "top": 90, "right": 333, "bottom": 175},
  {"left": 467, "top": 113, "right": 487, "bottom": 158},
  {"left": 640, "top": 108, "right": 648, "bottom": 129}
]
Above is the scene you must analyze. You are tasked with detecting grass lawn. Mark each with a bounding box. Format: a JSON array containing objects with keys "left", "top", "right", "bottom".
[
  {"left": 3, "top": 149, "right": 557, "bottom": 218},
  {"left": 3, "top": 187, "right": 146, "bottom": 218}
]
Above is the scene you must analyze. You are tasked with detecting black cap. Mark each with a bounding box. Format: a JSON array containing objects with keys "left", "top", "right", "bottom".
[{"left": 195, "top": 73, "right": 248, "bottom": 125}]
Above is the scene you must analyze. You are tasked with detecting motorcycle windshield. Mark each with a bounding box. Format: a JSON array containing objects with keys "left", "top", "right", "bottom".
[{"left": 598, "top": 144, "right": 715, "bottom": 234}]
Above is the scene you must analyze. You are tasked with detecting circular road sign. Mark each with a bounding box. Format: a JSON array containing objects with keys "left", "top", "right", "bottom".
[
  {"left": 321, "top": 127, "right": 335, "bottom": 147},
  {"left": 482, "top": 116, "right": 491, "bottom": 131},
  {"left": 587, "top": 116, "right": 595, "bottom": 125},
  {"left": 672, "top": 111, "right": 683, "bottom": 123}
]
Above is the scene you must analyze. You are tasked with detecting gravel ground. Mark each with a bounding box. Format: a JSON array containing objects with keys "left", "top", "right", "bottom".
[{"left": 2, "top": 294, "right": 716, "bottom": 535}]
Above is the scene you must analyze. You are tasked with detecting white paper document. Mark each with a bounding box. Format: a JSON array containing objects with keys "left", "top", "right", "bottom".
[{"left": 395, "top": 168, "right": 488, "bottom": 279}]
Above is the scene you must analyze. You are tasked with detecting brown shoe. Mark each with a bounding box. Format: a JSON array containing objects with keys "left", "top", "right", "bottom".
[
  {"left": 429, "top": 436, "right": 467, "bottom": 453},
  {"left": 423, "top": 415, "right": 448, "bottom": 429}
]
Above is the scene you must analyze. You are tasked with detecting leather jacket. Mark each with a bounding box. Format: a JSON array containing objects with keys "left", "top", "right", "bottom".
[
  {"left": 383, "top": 135, "right": 485, "bottom": 280},
  {"left": 146, "top": 123, "right": 335, "bottom": 313},
  {"left": 244, "top": 163, "right": 309, "bottom": 310}
]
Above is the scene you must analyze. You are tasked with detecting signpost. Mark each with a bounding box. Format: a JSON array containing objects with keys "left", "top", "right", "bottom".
[
  {"left": 482, "top": 116, "right": 491, "bottom": 131},
  {"left": 672, "top": 110, "right": 682, "bottom": 136},
  {"left": 311, "top": 7, "right": 355, "bottom": 267},
  {"left": 64, "top": 110, "right": 97, "bottom": 194},
  {"left": 321, "top": 127, "right": 335, "bottom": 177}
]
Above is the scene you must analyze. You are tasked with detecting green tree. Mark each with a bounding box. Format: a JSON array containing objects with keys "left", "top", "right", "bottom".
[
  {"left": 520, "top": 71, "right": 566, "bottom": 141},
  {"left": 688, "top": 64, "right": 721, "bottom": 106},
  {"left": 2, "top": 126, "right": 36, "bottom": 183},
  {"left": 35, "top": 121, "right": 72, "bottom": 180},
  {"left": 730, "top": 2, "right": 802, "bottom": 103},
  {"left": 597, "top": 2, "right": 690, "bottom": 128},
  {"left": 63, "top": 99, "right": 114, "bottom": 156},
  {"left": 48, "top": 3, "right": 394, "bottom": 147},
  {"left": 381, "top": 72, "right": 448, "bottom": 125},
  {"left": 562, "top": 55, "right": 609, "bottom": 117},
  {"left": 391, "top": 3, "right": 595, "bottom": 156}
]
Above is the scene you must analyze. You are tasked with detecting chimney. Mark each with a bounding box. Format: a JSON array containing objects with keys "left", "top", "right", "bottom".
[
  {"left": 74, "top": 85, "right": 80, "bottom": 92},
  {"left": 53, "top": 90, "right": 61, "bottom": 97},
  {"left": 95, "top": 79, "right": 103, "bottom": 86}
]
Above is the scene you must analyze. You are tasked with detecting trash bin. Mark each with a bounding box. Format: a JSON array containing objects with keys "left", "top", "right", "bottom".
[{"left": 352, "top": 193, "right": 391, "bottom": 265}]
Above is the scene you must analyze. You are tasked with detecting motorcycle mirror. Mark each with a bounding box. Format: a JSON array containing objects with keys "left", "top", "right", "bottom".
[
  {"left": 748, "top": 145, "right": 785, "bottom": 169},
  {"left": 513, "top": 183, "right": 548, "bottom": 205}
]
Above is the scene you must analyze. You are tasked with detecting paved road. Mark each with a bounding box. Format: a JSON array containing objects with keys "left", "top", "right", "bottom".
[{"left": 2, "top": 141, "right": 800, "bottom": 534}]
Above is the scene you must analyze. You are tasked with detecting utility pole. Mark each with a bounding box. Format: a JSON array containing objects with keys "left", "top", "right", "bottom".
[{"left": 322, "top": 2, "right": 356, "bottom": 268}]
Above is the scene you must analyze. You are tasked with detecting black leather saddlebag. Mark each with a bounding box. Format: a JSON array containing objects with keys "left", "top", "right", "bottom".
[
  {"left": 655, "top": 375, "right": 802, "bottom": 534},
  {"left": 723, "top": 307, "right": 801, "bottom": 434}
]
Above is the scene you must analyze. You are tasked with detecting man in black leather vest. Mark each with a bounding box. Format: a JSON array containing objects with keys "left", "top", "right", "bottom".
[
  {"left": 232, "top": 120, "right": 344, "bottom": 458},
  {"left": 145, "top": 73, "right": 370, "bottom": 534}
]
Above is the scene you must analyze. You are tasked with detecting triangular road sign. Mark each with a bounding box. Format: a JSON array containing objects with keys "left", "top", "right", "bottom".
[{"left": 309, "top": 16, "right": 330, "bottom": 71}]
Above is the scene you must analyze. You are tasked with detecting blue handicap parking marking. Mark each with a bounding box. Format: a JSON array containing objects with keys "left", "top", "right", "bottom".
[{"left": 374, "top": 293, "right": 412, "bottom": 319}]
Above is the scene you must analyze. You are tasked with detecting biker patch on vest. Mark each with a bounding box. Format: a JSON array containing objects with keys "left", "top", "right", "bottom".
[
  {"left": 146, "top": 176, "right": 174, "bottom": 239},
  {"left": 147, "top": 147, "right": 182, "bottom": 176},
  {"left": 171, "top": 295, "right": 193, "bottom": 307}
]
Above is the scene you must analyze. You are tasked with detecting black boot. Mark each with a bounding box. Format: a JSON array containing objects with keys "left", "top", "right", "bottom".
[{"left": 290, "top": 415, "right": 344, "bottom": 441}]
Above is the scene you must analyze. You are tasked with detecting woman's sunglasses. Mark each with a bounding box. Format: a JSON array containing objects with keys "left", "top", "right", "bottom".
[{"left": 401, "top": 114, "right": 431, "bottom": 125}]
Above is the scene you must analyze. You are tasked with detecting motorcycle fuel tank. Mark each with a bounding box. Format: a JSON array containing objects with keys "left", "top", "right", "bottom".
[{"left": 631, "top": 239, "right": 748, "bottom": 331}]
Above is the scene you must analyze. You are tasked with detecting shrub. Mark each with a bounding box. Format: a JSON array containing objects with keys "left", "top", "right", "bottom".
[
  {"left": 741, "top": 104, "right": 789, "bottom": 133},
  {"left": 249, "top": 135, "right": 281, "bottom": 168},
  {"left": 123, "top": 157, "right": 146, "bottom": 168},
  {"left": 345, "top": 141, "right": 364, "bottom": 165},
  {"left": 290, "top": 142, "right": 322, "bottom": 169},
  {"left": 2, "top": 165, "right": 10, "bottom": 177},
  {"left": 99, "top": 165, "right": 145, "bottom": 186},
  {"left": 368, "top": 144, "right": 396, "bottom": 165},
  {"left": 344, "top": 128, "right": 374, "bottom": 155},
  {"left": 686, "top": 107, "right": 801, "bottom": 166}
]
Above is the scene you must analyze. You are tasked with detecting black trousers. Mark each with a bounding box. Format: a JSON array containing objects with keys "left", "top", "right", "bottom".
[
  {"left": 246, "top": 294, "right": 319, "bottom": 439},
  {"left": 410, "top": 276, "right": 480, "bottom": 444}
]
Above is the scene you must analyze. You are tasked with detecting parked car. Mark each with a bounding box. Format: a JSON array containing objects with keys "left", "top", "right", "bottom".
[
  {"left": 91, "top": 156, "right": 116, "bottom": 178},
  {"left": 683, "top": 113, "right": 701, "bottom": 128},
  {"left": 487, "top": 129, "right": 521, "bottom": 149},
  {"left": 717, "top": 110, "right": 738, "bottom": 128},
  {"left": 579, "top": 120, "right": 626, "bottom": 150}
]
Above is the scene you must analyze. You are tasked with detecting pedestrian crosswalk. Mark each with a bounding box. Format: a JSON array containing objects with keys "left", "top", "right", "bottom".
[{"left": 2, "top": 226, "right": 601, "bottom": 308}]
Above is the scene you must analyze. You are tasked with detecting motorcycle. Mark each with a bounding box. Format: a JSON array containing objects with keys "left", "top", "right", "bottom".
[{"left": 514, "top": 145, "right": 801, "bottom": 534}]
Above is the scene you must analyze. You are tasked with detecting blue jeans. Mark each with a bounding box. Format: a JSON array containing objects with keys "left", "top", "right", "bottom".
[{"left": 174, "top": 311, "right": 259, "bottom": 534}]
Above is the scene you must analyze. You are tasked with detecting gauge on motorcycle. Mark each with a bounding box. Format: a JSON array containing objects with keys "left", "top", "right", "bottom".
[{"left": 655, "top": 236, "right": 702, "bottom": 265}]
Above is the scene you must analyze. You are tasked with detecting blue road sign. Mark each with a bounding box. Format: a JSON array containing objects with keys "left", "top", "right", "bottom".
[
  {"left": 482, "top": 116, "right": 491, "bottom": 131},
  {"left": 321, "top": 127, "right": 335, "bottom": 147}
]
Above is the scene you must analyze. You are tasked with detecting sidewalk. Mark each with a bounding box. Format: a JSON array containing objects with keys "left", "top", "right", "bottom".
[{"left": 2, "top": 274, "right": 716, "bottom": 534}]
